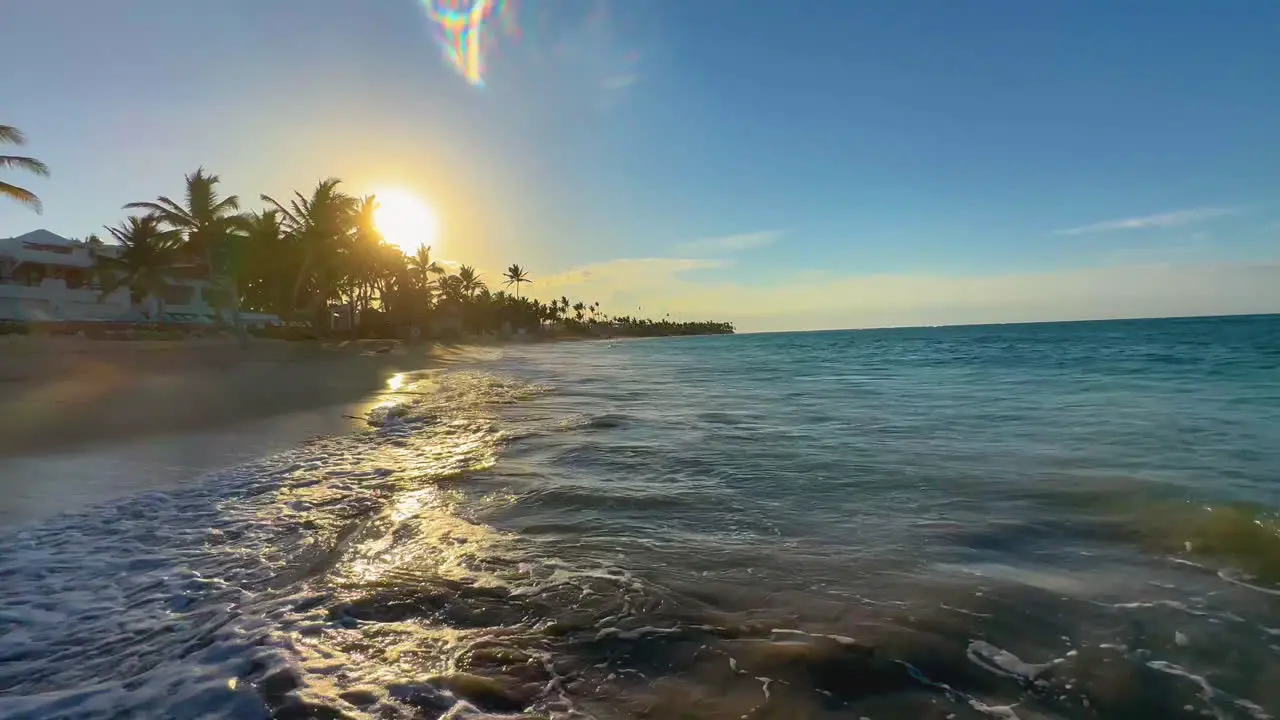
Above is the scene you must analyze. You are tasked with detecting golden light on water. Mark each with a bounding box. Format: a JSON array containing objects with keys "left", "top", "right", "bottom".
[{"left": 375, "top": 189, "right": 439, "bottom": 253}]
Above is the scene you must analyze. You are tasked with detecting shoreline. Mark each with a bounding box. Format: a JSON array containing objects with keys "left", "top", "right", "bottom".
[
  {"left": 0, "top": 402, "right": 372, "bottom": 529},
  {"left": 0, "top": 335, "right": 479, "bottom": 459}
]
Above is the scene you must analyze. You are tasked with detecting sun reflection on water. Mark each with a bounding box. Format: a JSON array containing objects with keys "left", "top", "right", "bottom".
[
  {"left": 387, "top": 373, "right": 406, "bottom": 392},
  {"left": 226, "top": 368, "right": 575, "bottom": 713}
]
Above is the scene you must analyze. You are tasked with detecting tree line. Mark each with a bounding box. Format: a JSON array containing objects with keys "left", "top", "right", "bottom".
[{"left": 3, "top": 125, "right": 734, "bottom": 340}]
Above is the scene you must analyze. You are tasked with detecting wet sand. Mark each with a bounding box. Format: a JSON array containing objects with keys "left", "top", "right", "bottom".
[
  {"left": 0, "top": 336, "right": 439, "bottom": 458},
  {"left": 0, "top": 405, "right": 369, "bottom": 528},
  {"left": 0, "top": 336, "right": 461, "bottom": 526}
]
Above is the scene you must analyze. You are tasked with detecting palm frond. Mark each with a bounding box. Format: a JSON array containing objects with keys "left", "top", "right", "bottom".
[
  {"left": 259, "top": 194, "right": 301, "bottom": 228},
  {"left": 104, "top": 223, "right": 130, "bottom": 246},
  {"left": 0, "top": 126, "right": 27, "bottom": 145},
  {"left": 184, "top": 168, "right": 217, "bottom": 211},
  {"left": 122, "top": 200, "right": 164, "bottom": 214},
  {"left": 213, "top": 196, "right": 241, "bottom": 214},
  {"left": 290, "top": 198, "right": 310, "bottom": 226},
  {"left": 124, "top": 196, "right": 196, "bottom": 227},
  {"left": 224, "top": 212, "right": 251, "bottom": 232},
  {"left": 0, "top": 181, "right": 42, "bottom": 213},
  {"left": 0, "top": 155, "right": 50, "bottom": 176}
]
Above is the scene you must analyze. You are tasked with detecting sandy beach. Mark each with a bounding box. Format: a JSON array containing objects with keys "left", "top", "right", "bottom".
[
  {"left": 0, "top": 335, "right": 477, "bottom": 526},
  {"left": 0, "top": 335, "right": 451, "bottom": 458}
]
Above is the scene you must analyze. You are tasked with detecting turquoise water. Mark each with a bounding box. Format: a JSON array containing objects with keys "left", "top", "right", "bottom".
[{"left": 2, "top": 315, "right": 1279, "bottom": 719}]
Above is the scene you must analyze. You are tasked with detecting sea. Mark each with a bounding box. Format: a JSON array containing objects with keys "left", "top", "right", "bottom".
[{"left": 2, "top": 314, "right": 1279, "bottom": 720}]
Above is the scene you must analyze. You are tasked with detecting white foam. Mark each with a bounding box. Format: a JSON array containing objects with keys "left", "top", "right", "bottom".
[
  {"left": 769, "top": 628, "right": 858, "bottom": 645},
  {"left": 593, "top": 626, "right": 680, "bottom": 641},
  {"left": 1146, "top": 661, "right": 1226, "bottom": 720},
  {"left": 1219, "top": 568, "right": 1280, "bottom": 597},
  {"left": 966, "top": 640, "right": 1051, "bottom": 681},
  {"left": 967, "top": 698, "right": 1022, "bottom": 719},
  {"left": 0, "top": 368, "right": 556, "bottom": 719},
  {"left": 1235, "top": 699, "right": 1273, "bottom": 720}
]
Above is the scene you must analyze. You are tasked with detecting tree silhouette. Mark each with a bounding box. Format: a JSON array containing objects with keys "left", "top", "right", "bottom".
[{"left": 503, "top": 264, "right": 531, "bottom": 298}]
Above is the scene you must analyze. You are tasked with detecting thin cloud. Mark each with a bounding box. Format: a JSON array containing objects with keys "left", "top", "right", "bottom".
[
  {"left": 601, "top": 73, "right": 639, "bottom": 90},
  {"left": 550, "top": 0, "right": 641, "bottom": 98},
  {"left": 675, "top": 230, "right": 783, "bottom": 256},
  {"left": 539, "top": 257, "right": 726, "bottom": 289},
  {"left": 1054, "top": 207, "right": 1235, "bottom": 236}
]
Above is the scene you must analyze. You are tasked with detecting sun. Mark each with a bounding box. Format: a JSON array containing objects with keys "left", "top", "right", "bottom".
[{"left": 374, "top": 189, "right": 439, "bottom": 253}]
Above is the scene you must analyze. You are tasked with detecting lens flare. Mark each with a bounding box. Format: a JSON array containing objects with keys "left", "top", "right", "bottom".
[{"left": 420, "top": 0, "right": 516, "bottom": 86}]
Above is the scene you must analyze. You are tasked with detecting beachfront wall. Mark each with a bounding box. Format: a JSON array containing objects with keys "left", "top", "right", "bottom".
[
  {"left": 0, "top": 277, "right": 220, "bottom": 323},
  {"left": 0, "top": 281, "right": 132, "bottom": 322}
]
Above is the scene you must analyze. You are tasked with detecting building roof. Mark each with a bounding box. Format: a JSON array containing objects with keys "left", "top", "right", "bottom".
[
  {"left": 8, "top": 229, "right": 74, "bottom": 246},
  {"left": 1, "top": 229, "right": 123, "bottom": 270}
]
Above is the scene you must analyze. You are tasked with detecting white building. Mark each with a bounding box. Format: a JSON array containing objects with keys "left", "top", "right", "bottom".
[{"left": 0, "top": 229, "right": 217, "bottom": 323}]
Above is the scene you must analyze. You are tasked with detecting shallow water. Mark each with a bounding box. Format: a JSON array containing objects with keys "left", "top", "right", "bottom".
[{"left": 2, "top": 315, "right": 1279, "bottom": 719}]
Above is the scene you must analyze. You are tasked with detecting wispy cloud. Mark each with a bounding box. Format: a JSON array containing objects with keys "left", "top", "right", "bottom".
[
  {"left": 675, "top": 230, "right": 783, "bottom": 256},
  {"left": 601, "top": 73, "right": 639, "bottom": 91},
  {"left": 532, "top": 257, "right": 726, "bottom": 315},
  {"left": 539, "top": 257, "right": 726, "bottom": 290},
  {"left": 550, "top": 0, "right": 642, "bottom": 98},
  {"left": 1054, "top": 207, "right": 1235, "bottom": 236}
]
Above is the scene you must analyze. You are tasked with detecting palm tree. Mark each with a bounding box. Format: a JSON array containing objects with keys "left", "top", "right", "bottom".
[
  {"left": 407, "top": 244, "right": 445, "bottom": 290},
  {"left": 124, "top": 168, "right": 248, "bottom": 340},
  {"left": 1, "top": 125, "right": 50, "bottom": 213},
  {"left": 344, "top": 195, "right": 384, "bottom": 324},
  {"left": 371, "top": 242, "right": 411, "bottom": 321},
  {"left": 82, "top": 233, "right": 112, "bottom": 290},
  {"left": 341, "top": 195, "right": 414, "bottom": 331},
  {"left": 457, "top": 264, "right": 485, "bottom": 297},
  {"left": 572, "top": 301, "right": 586, "bottom": 323},
  {"left": 125, "top": 167, "right": 240, "bottom": 273},
  {"left": 98, "top": 216, "right": 183, "bottom": 318},
  {"left": 261, "top": 178, "right": 357, "bottom": 316},
  {"left": 239, "top": 209, "right": 293, "bottom": 313},
  {"left": 353, "top": 195, "right": 380, "bottom": 247},
  {"left": 502, "top": 263, "right": 531, "bottom": 298},
  {"left": 436, "top": 273, "right": 464, "bottom": 303}
]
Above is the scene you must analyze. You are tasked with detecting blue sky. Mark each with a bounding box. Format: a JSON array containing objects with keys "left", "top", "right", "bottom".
[{"left": 3, "top": 0, "right": 1279, "bottom": 330}]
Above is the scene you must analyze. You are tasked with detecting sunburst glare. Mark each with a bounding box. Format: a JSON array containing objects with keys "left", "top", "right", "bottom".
[{"left": 374, "top": 189, "right": 439, "bottom": 253}]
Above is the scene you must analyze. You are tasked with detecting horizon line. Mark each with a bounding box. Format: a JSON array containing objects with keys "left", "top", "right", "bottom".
[{"left": 735, "top": 311, "right": 1280, "bottom": 336}]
